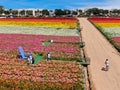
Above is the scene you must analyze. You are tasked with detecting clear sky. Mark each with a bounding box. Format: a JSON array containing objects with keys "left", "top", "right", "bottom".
[{"left": 0, "top": 0, "right": 120, "bottom": 10}]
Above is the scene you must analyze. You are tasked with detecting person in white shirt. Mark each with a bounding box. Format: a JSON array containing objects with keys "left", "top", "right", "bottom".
[
  {"left": 47, "top": 52, "right": 51, "bottom": 61},
  {"left": 105, "top": 59, "right": 109, "bottom": 71}
]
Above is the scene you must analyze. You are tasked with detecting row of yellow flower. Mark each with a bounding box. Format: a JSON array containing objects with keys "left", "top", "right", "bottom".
[
  {"left": 0, "top": 21, "right": 77, "bottom": 28},
  {"left": 95, "top": 23, "right": 120, "bottom": 28}
]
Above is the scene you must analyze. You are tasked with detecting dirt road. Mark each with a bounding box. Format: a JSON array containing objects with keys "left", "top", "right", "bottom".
[{"left": 78, "top": 18, "right": 120, "bottom": 90}]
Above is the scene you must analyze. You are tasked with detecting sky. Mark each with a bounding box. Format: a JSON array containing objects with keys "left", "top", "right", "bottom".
[{"left": 0, "top": 0, "right": 120, "bottom": 10}]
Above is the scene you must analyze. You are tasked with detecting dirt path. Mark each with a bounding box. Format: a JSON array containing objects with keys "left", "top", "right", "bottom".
[{"left": 78, "top": 18, "right": 120, "bottom": 90}]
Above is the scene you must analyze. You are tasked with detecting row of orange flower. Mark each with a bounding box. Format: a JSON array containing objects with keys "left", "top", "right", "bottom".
[
  {"left": 0, "top": 17, "right": 77, "bottom": 22},
  {"left": 0, "top": 51, "right": 84, "bottom": 90}
]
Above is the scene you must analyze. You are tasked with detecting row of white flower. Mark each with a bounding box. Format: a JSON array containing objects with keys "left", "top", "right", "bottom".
[
  {"left": 103, "top": 28, "right": 120, "bottom": 36},
  {"left": 0, "top": 25, "right": 79, "bottom": 36}
]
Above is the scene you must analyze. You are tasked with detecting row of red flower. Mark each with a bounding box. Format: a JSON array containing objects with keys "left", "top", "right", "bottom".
[
  {"left": 89, "top": 17, "right": 120, "bottom": 23},
  {"left": 11, "top": 17, "right": 78, "bottom": 20}
]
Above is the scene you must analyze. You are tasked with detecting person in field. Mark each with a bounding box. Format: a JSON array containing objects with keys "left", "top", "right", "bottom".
[
  {"left": 47, "top": 52, "right": 51, "bottom": 61},
  {"left": 27, "top": 53, "right": 34, "bottom": 65}
]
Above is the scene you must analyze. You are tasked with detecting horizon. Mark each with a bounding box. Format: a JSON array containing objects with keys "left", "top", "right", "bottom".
[{"left": 0, "top": 0, "right": 120, "bottom": 10}]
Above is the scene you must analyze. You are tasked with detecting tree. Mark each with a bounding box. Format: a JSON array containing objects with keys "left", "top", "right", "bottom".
[
  {"left": 55, "top": 9, "right": 65, "bottom": 16},
  {"left": 99, "top": 9, "right": 109, "bottom": 16},
  {"left": 85, "top": 9, "right": 92, "bottom": 16},
  {"left": 12, "top": 10, "right": 18, "bottom": 17},
  {"left": 0, "top": 5, "right": 4, "bottom": 14},
  {"left": 90, "top": 8, "right": 100, "bottom": 16},
  {"left": 4, "top": 10, "right": 10, "bottom": 16},
  {"left": 72, "top": 10, "right": 77, "bottom": 15},
  {"left": 26, "top": 10, "right": 33, "bottom": 17},
  {"left": 85, "top": 8, "right": 107, "bottom": 16},
  {"left": 20, "top": 10, "right": 26, "bottom": 16},
  {"left": 42, "top": 9, "right": 49, "bottom": 16},
  {"left": 4, "top": 10, "right": 9, "bottom": 15},
  {"left": 103, "top": 9, "right": 109, "bottom": 16},
  {"left": 111, "top": 9, "right": 120, "bottom": 16}
]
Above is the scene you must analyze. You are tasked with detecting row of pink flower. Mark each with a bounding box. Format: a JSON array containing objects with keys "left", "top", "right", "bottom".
[
  {"left": 0, "top": 34, "right": 79, "bottom": 51},
  {"left": 112, "top": 37, "right": 120, "bottom": 44},
  {"left": 0, "top": 33, "right": 80, "bottom": 59},
  {"left": 0, "top": 33, "right": 79, "bottom": 43}
]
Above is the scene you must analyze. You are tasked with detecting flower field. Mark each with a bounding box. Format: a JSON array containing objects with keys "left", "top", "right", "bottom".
[
  {"left": 89, "top": 17, "right": 120, "bottom": 50},
  {"left": 0, "top": 17, "right": 84, "bottom": 89}
]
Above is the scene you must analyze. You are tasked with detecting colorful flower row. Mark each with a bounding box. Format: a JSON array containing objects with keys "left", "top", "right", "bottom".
[
  {"left": 89, "top": 17, "right": 120, "bottom": 49},
  {"left": 0, "top": 21, "right": 77, "bottom": 28},
  {"left": 89, "top": 17, "right": 120, "bottom": 35},
  {"left": 0, "top": 18, "right": 78, "bottom": 28},
  {"left": 0, "top": 17, "right": 78, "bottom": 22},
  {"left": 95, "top": 23, "right": 120, "bottom": 28},
  {"left": 0, "top": 51, "right": 84, "bottom": 90},
  {"left": 89, "top": 17, "right": 120, "bottom": 28}
]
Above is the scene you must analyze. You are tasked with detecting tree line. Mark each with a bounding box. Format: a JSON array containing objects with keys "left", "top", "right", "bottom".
[{"left": 0, "top": 5, "right": 120, "bottom": 17}]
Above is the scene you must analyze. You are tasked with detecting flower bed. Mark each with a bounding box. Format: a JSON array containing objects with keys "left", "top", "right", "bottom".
[
  {"left": 112, "top": 36, "right": 120, "bottom": 45},
  {"left": 89, "top": 17, "right": 120, "bottom": 51},
  {"left": 0, "top": 18, "right": 78, "bottom": 29},
  {"left": 0, "top": 33, "right": 80, "bottom": 61},
  {"left": 0, "top": 51, "right": 84, "bottom": 90}
]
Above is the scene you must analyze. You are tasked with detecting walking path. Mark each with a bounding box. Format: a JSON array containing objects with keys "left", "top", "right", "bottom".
[{"left": 78, "top": 18, "right": 120, "bottom": 90}]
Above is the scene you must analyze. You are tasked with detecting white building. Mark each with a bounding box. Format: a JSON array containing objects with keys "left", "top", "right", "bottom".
[{"left": 16, "top": 8, "right": 43, "bottom": 17}]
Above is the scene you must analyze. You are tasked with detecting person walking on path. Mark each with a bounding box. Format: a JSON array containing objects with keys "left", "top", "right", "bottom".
[
  {"left": 105, "top": 59, "right": 109, "bottom": 71},
  {"left": 47, "top": 52, "right": 51, "bottom": 61}
]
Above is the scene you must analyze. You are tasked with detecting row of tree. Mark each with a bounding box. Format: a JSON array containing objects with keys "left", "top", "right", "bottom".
[{"left": 0, "top": 5, "right": 120, "bottom": 17}]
